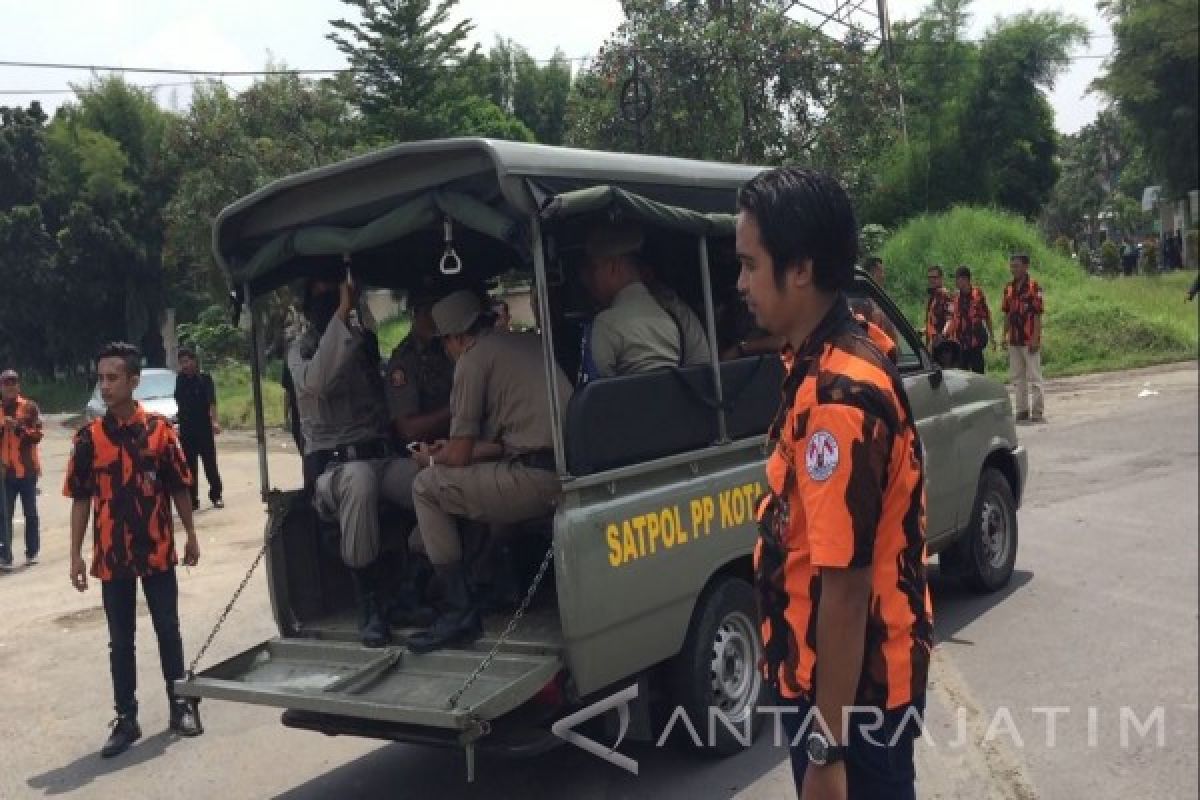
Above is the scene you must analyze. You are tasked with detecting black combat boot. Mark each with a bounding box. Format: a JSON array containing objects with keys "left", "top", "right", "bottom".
[
  {"left": 405, "top": 564, "right": 482, "bottom": 654},
  {"left": 168, "top": 697, "right": 204, "bottom": 737},
  {"left": 350, "top": 567, "right": 391, "bottom": 648},
  {"left": 101, "top": 714, "right": 142, "bottom": 758}
]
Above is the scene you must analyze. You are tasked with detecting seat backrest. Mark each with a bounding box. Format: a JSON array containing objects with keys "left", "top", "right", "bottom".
[
  {"left": 721, "top": 355, "right": 785, "bottom": 440},
  {"left": 565, "top": 365, "right": 719, "bottom": 476}
]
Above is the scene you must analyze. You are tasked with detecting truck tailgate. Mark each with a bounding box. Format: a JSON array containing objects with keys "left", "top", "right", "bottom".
[{"left": 175, "top": 637, "right": 561, "bottom": 731}]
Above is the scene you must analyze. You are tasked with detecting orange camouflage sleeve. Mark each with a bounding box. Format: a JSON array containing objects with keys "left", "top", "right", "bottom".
[
  {"left": 158, "top": 423, "right": 192, "bottom": 493},
  {"left": 797, "top": 403, "right": 893, "bottom": 569},
  {"left": 63, "top": 428, "right": 95, "bottom": 500}
]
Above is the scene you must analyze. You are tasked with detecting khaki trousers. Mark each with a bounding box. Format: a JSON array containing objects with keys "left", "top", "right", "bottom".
[
  {"left": 412, "top": 461, "right": 560, "bottom": 566},
  {"left": 314, "top": 457, "right": 420, "bottom": 569},
  {"left": 1008, "top": 345, "right": 1045, "bottom": 416}
]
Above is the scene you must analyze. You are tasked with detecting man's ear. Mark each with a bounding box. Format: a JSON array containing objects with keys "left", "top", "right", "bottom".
[{"left": 788, "top": 257, "right": 815, "bottom": 289}]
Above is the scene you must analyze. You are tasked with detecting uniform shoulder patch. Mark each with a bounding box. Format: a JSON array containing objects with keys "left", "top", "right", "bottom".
[{"left": 805, "top": 429, "right": 840, "bottom": 481}]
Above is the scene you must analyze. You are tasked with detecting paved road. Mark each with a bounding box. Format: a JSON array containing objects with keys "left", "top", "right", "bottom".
[{"left": 1, "top": 363, "right": 1195, "bottom": 799}]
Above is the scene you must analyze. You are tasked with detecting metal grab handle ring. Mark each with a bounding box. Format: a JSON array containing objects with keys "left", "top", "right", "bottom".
[
  {"left": 439, "top": 216, "right": 463, "bottom": 275},
  {"left": 440, "top": 248, "right": 463, "bottom": 275}
]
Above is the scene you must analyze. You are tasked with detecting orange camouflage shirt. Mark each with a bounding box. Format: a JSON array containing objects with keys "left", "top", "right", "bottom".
[
  {"left": 63, "top": 405, "right": 191, "bottom": 580},
  {"left": 755, "top": 300, "right": 933, "bottom": 710},
  {"left": 1, "top": 395, "right": 43, "bottom": 479},
  {"left": 1001, "top": 277, "right": 1044, "bottom": 346},
  {"left": 924, "top": 288, "right": 952, "bottom": 344},
  {"left": 947, "top": 287, "right": 993, "bottom": 350}
]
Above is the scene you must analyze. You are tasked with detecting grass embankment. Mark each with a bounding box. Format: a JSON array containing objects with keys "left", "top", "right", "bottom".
[{"left": 879, "top": 207, "right": 1199, "bottom": 378}]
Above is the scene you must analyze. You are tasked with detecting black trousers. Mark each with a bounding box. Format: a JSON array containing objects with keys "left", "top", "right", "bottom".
[
  {"left": 778, "top": 689, "right": 924, "bottom": 800},
  {"left": 101, "top": 569, "right": 186, "bottom": 717},
  {"left": 961, "top": 346, "right": 987, "bottom": 374},
  {"left": 181, "top": 430, "right": 222, "bottom": 506}
]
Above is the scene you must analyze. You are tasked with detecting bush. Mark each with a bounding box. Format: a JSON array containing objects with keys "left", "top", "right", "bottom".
[
  {"left": 1054, "top": 235, "right": 1072, "bottom": 258},
  {"left": 177, "top": 305, "right": 247, "bottom": 364},
  {"left": 1100, "top": 240, "right": 1121, "bottom": 274},
  {"left": 859, "top": 224, "right": 888, "bottom": 260},
  {"left": 1141, "top": 240, "right": 1158, "bottom": 274},
  {"left": 1077, "top": 246, "right": 1092, "bottom": 272}
]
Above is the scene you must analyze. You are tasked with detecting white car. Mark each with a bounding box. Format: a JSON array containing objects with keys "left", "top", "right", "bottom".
[{"left": 85, "top": 368, "right": 178, "bottom": 423}]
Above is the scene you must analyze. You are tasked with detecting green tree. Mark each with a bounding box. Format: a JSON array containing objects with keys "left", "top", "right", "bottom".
[
  {"left": 477, "top": 40, "right": 573, "bottom": 144},
  {"left": 863, "top": 5, "right": 1086, "bottom": 225},
  {"left": 328, "top": 0, "right": 532, "bottom": 141},
  {"left": 566, "top": 0, "right": 886, "bottom": 165},
  {"left": 0, "top": 103, "right": 48, "bottom": 209},
  {"left": 1093, "top": 0, "right": 1199, "bottom": 195}
]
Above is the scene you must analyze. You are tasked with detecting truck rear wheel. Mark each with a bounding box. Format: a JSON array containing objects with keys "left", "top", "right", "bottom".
[
  {"left": 668, "top": 576, "right": 764, "bottom": 757},
  {"left": 961, "top": 468, "right": 1019, "bottom": 593}
]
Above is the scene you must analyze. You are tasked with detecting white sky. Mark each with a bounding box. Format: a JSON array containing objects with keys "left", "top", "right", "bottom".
[{"left": 1, "top": 0, "right": 1110, "bottom": 133}]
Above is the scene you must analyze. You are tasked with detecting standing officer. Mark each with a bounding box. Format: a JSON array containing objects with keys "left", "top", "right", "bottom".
[
  {"left": 924, "top": 264, "right": 952, "bottom": 349},
  {"left": 1001, "top": 253, "right": 1046, "bottom": 423},
  {"left": 174, "top": 347, "right": 224, "bottom": 510},
  {"left": 287, "top": 271, "right": 424, "bottom": 647},
  {"left": 64, "top": 342, "right": 203, "bottom": 758},
  {"left": 1, "top": 369, "right": 43, "bottom": 569},
  {"left": 386, "top": 284, "right": 455, "bottom": 448},
  {"left": 406, "top": 290, "right": 573, "bottom": 653},
  {"left": 945, "top": 266, "right": 996, "bottom": 374},
  {"left": 736, "top": 168, "right": 932, "bottom": 799}
]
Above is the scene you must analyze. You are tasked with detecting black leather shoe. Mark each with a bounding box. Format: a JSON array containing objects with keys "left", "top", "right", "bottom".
[
  {"left": 405, "top": 564, "right": 482, "bottom": 654},
  {"left": 212, "top": 497, "right": 225, "bottom": 509},
  {"left": 101, "top": 715, "right": 142, "bottom": 758},
  {"left": 350, "top": 567, "right": 391, "bottom": 648},
  {"left": 169, "top": 700, "right": 204, "bottom": 737}
]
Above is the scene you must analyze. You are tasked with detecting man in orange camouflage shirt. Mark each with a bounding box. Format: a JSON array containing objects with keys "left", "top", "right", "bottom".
[
  {"left": 1, "top": 369, "right": 43, "bottom": 570},
  {"left": 1001, "top": 254, "right": 1045, "bottom": 423},
  {"left": 737, "top": 168, "right": 932, "bottom": 800},
  {"left": 64, "top": 343, "right": 204, "bottom": 758}
]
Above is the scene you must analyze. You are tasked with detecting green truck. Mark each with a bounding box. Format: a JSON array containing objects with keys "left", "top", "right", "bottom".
[{"left": 176, "top": 139, "right": 1027, "bottom": 776}]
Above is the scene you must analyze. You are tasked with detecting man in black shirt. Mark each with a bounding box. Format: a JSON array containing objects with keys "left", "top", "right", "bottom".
[{"left": 174, "top": 347, "right": 224, "bottom": 509}]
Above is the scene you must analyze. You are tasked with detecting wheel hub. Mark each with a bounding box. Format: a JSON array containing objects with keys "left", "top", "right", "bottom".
[{"left": 708, "top": 611, "right": 762, "bottom": 721}]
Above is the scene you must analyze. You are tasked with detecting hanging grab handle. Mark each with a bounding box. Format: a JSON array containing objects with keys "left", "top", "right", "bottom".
[{"left": 439, "top": 216, "right": 463, "bottom": 275}]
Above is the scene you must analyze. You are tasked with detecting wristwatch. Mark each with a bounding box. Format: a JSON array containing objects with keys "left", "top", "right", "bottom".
[{"left": 806, "top": 731, "right": 847, "bottom": 767}]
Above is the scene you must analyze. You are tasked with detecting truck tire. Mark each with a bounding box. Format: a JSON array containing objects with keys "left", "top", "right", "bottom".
[
  {"left": 668, "top": 576, "right": 764, "bottom": 757},
  {"left": 961, "top": 468, "right": 1018, "bottom": 593}
]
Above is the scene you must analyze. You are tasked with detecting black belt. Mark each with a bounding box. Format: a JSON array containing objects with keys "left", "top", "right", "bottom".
[
  {"left": 513, "top": 449, "right": 556, "bottom": 471},
  {"left": 327, "top": 439, "right": 394, "bottom": 463}
]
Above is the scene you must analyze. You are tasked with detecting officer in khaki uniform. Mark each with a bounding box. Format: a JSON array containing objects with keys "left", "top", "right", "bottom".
[
  {"left": 406, "top": 290, "right": 573, "bottom": 653},
  {"left": 385, "top": 284, "right": 455, "bottom": 447},
  {"left": 580, "top": 221, "right": 696, "bottom": 377},
  {"left": 287, "top": 275, "right": 426, "bottom": 647}
]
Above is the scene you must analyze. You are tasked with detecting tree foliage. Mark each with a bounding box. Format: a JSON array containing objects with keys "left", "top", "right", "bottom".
[{"left": 1093, "top": 0, "right": 1199, "bottom": 195}]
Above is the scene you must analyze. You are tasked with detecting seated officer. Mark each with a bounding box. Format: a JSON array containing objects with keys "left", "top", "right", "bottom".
[
  {"left": 406, "top": 290, "right": 574, "bottom": 653},
  {"left": 286, "top": 272, "right": 427, "bottom": 647},
  {"left": 579, "top": 221, "right": 686, "bottom": 378},
  {"left": 386, "top": 283, "right": 455, "bottom": 447}
]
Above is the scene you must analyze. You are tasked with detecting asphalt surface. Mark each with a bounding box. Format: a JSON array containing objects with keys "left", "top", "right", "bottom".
[{"left": 0, "top": 362, "right": 1195, "bottom": 800}]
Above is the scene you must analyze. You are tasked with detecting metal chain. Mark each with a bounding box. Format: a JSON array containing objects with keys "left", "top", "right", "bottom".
[
  {"left": 186, "top": 532, "right": 274, "bottom": 677},
  {"left": 445, "top": 543, "right": 555, "bottom": 711}
]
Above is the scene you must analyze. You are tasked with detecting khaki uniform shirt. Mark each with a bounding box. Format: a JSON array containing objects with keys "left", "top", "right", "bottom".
[
  {"left": 449, "top": 330, "right": 573, "bottom": 455},
  {"left": 386, "top": 333, "right": 454, "bottom": 422},
  {"left": 287, "top": 316, "right": 390, "bottom": 454},
  {"left": 656, "top": 289, "right": 711, "bottom": 367},
  {"left": 591, "top": 281, "right": 683, "bottom": 377}
]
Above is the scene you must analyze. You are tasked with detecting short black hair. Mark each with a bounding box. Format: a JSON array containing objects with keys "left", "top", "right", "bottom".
[
  {"left": 1010, "top": 253, "right": 1030, "bottom": 266},
  {"left": 97, "top": 342, "right": 142, "bottom": 376},
  {"left": 737, "top": 167, "right": 858, "bottom": 292},
  {"left": 955, "top": 265, "right": 972, "bottom": 280},
  {"left": 177, "top": 346, "right": 197, "bottom": 360},
  {"left": 865, "top": 256, "right": 883, "bottom": 271},
  {"left": 928, "top": 264, "right": 944, "bottom": 277}
]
